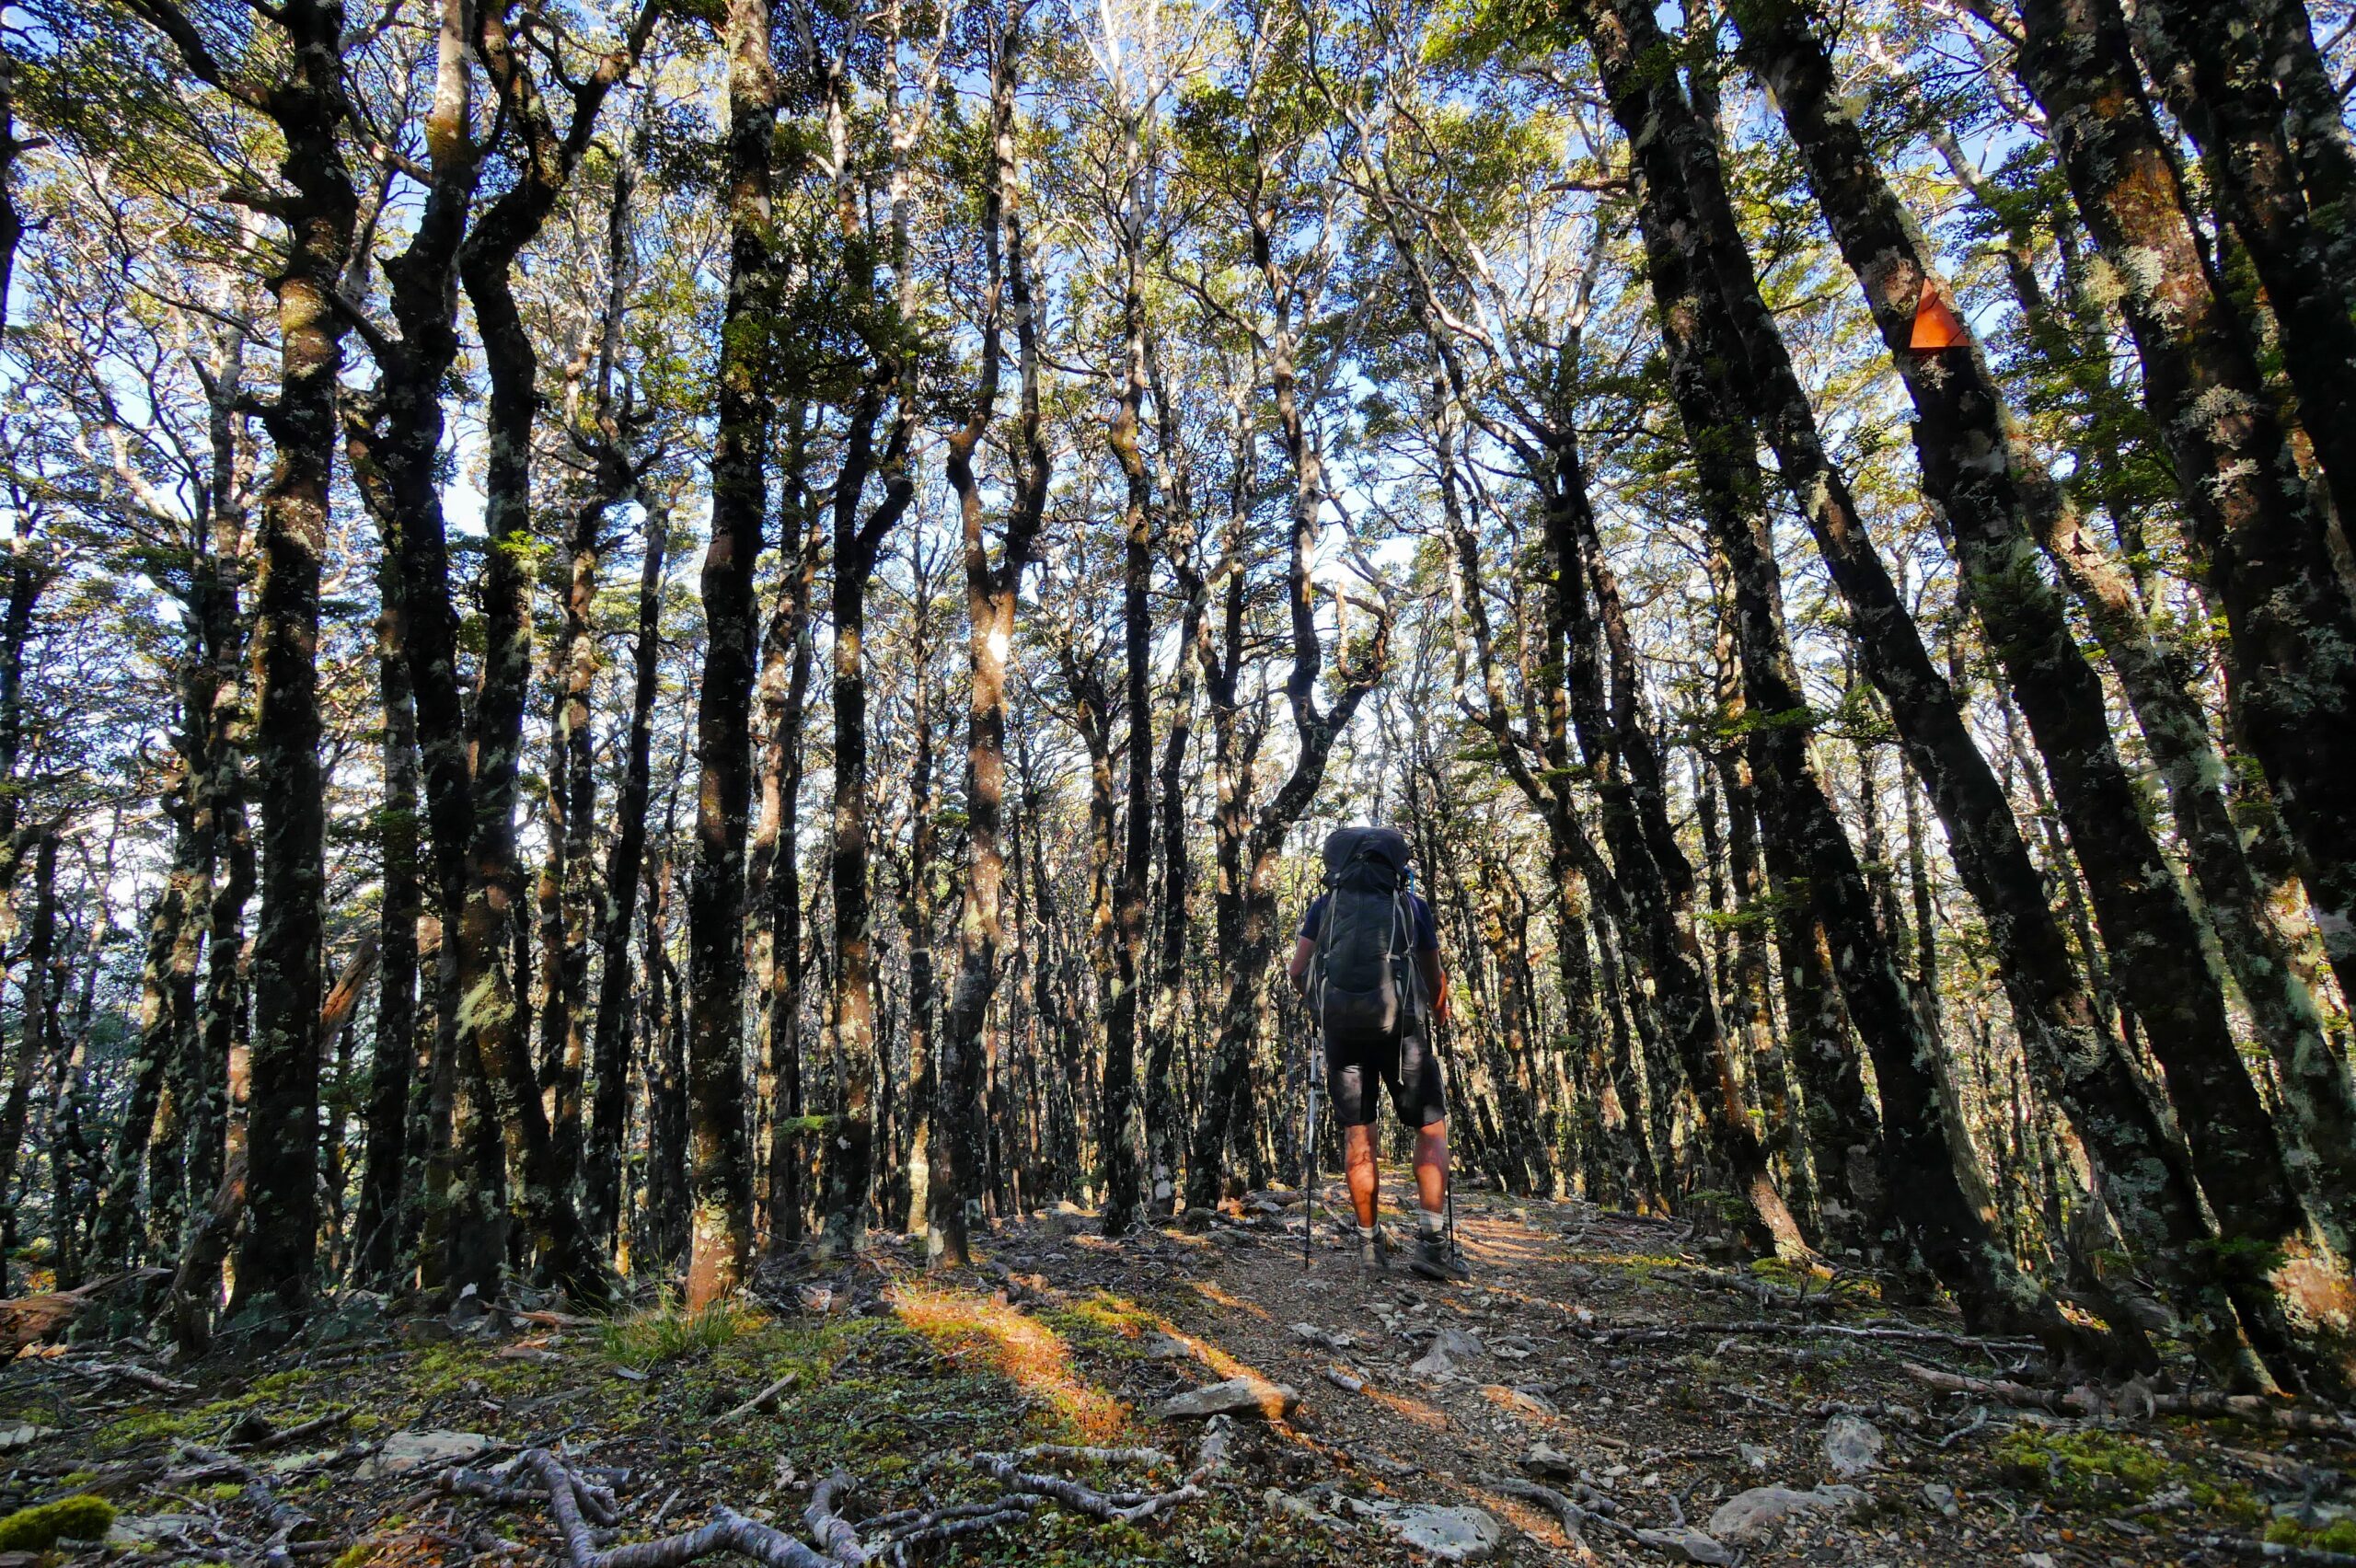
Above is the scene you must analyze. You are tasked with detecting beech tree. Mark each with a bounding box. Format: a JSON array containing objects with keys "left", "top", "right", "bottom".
[{"left": 4, "top": 0, "right": 2354, "bottom": 1395}]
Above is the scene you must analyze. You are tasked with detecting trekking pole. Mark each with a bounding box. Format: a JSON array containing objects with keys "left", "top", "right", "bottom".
[
  {"left": 1439, "top": 1007, "right": 1462, "bottom": 1268},
  {"left": 1302, "top": 1033, "right": 1318, "bottom": 1271}
]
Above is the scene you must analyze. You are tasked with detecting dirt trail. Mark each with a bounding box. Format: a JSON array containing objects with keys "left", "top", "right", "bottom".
[{"left": 0, "top": 1185, "right": 2345, "bottom": 1566}]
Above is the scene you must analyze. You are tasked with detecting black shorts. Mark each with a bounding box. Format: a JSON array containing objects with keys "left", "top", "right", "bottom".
[{"left": 1325, "top": 1027, "right": 1448, "bottom": 1131}]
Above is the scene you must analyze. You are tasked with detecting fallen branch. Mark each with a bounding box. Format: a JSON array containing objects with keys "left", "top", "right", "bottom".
[
  {"left": 0, "top": 1270, "right": 167, "bottom": 1359},
  {"left": 1936, "top": 1405, "right": 1989, "bottom": 1449},
  {"left": 1483, "top": 1473, "right": 1631, "bottom": 1561},
  {"left": 803, "top": 1473, "right": 866, "bottom": 1566},
  {"left": 231, "top": 1405, "right": 355, "bottom": 1452},
  {"left": 1902, "top": 1364, "right": 2356, "bottom": 1436},
  {"left": 47, "top": 1355, "right": 194, "bottom": 1394},
  {"left": 1579, "top": 1318, "right": 2041, "bottom": 1355},
  {"left": 1659, "top": 1265, "right": 1842, "bottom": 1316},
  {"left": 450, "top": 1449, "right": 833, "bottom": 1568}
]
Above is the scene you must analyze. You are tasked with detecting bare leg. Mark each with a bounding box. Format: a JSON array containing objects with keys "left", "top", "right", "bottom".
[
  {"left": 1344, "top": 1124, "right": 1380, "bottom": 1230},
  {"left": 1414, "top": 1119, "right": 1448, "bottom": 1216}
]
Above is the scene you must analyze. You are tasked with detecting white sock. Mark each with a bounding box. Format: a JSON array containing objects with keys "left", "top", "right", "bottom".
[{"left": 1418, "top": 1206, "right": 1446, "bottom": 1238}]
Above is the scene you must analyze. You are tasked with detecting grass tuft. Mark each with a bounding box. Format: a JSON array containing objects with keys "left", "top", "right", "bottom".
[{"left": 599, "top": 1297, "right": 762, "bottom": 1369}]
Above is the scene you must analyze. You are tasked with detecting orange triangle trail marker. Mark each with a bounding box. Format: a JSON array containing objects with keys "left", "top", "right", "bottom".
[{"left": 1909, "top": 279, "right": 1970, "bottom": 351}]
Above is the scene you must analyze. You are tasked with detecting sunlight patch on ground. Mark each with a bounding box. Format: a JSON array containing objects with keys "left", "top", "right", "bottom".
[
  {"left": 1064, "top": 1287, "right": 1267, "bottom": 1386},
  {"left": 1186, "top": 1279, "right": 1270, "bottom": 1320},
  {"left": 887, "top": 1280, "right": 1127, "bottom": 1442},
  {"left": 1360, "top": 1385, "right": 1449, "bottom": 1430}
]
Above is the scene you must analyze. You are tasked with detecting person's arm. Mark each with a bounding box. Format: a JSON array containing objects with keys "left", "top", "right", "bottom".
[
  {"left": 1288, "top": 935, "right": 1316, "bottom": 992},
  {"left": 1416, "top": 950, "right": 1449, "bottom": 1021}
]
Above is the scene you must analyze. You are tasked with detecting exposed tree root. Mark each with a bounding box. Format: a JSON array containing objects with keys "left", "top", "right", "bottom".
[
  {"left": 154, "top": 1443, "right": 333, "bottom": 1564},
  {"left": 2179, "top": 1532, "right": 2356, "bottom": 1565},
  {"left": 438, "top": 1436, "right": 1216, "bottom": 1567},
  {"left": 1483, "top": 1472, "right": 1628, "bottom": 1548},
  {"left": 1902, "top": 1362, "right": 2356, "bottom": 1435},
  {"left": 966, "top": 1444, "right": 1207, "bottom": 1524}
]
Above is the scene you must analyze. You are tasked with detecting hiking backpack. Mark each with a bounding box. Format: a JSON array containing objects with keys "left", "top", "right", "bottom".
[{"left": 1308, "top": 826, "right": 1419, "bottom": 1046}]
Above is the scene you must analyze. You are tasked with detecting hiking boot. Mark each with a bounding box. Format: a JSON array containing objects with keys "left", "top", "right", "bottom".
[
  {"left": 1341, "top": 1220, "right": 1390, "bottom": 1274},
  {"left": 1408, "top": 1230, "right": 1470, "bottom": 1284}
]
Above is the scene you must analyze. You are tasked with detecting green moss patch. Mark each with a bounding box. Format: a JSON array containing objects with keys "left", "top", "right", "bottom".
[
  {"left": 2269, "top": 1517, "right": 2356, "bottom": 1555},
  {"left": 0, "top": 1493, "right": 116, "bottom": 1551},
  {"left": 1992, "top": 1428, "right": 2169, "bottom": 1503}
]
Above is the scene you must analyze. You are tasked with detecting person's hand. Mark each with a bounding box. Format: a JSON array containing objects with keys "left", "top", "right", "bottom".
[{"left": 1434, "top": 991, "right": 1452, "bottom": 1025}]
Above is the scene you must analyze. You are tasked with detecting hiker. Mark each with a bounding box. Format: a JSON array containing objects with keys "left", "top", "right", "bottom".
[{"left": 1287, "top": 825, "right": 1469, "bottom": 1283}]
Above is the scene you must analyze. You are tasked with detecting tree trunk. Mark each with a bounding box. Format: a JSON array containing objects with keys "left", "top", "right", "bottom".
[
  {"left": 2132, "top": 0, "right": 2356, "bottom": 537},
  {"left": 1101, "top": 156, "right": 1156, "bottom": 1235},
  {"left": 1183, "top": 216, "right": 1386, "bottom": 1205},
  {"left": 683, "top": 0, "right": 777, "bottom": 1306},
  {"left": 0, "top": 836, "right": 55, "bottom": 1293},
  {"left": 220, "top": 0, "right": 357, "bottom": 1335},
  {"left": 758, "top": 505, "right": 819, "bottom": 1251},
  {"left": 446, "top": 0, "right": 652, "bottom": 1302},
  {"left": 353, "top": 579, "right": 422, "bottom": 1285},
  {"left": 1735, "top": 0, "right": 2316, "bottom": 1385},
  {"left": 585, "top": 501, "right": 670, "bottom": 1250},
  {"left": 930, "top": 17, "right": 1043, "bottom": 1263},
  {"left": 2004, "top": 0, "right": 2356, "bottom": 1085},
  {"left": 1584, "top": 0, "right": 2088, "bottom": 1335},
  {"left": 821, "top": 385, "right": 916, "bottom": 1256}
]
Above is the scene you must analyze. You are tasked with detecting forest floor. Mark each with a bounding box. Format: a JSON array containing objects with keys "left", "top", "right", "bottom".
[{"left": 1, "top": 1183, "right": 2349, "bottom": 1567}]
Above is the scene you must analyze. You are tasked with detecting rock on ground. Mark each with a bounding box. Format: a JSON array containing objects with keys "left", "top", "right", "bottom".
[
  {"left": 1706, "top": 1483, "right": 1867, "bottom": 1545},
  {"left": 357, "top": 1429, "right": 491, "bottom": 1478},
  {"left": 1820, "top": 1413, "right": 1884, "bottom": 1480},
  {"left": 1385, "top": 1504, "right": 1505, "bottom": 1562},
  {"left": 1149, "top": 1375, "right": 1299, "bottom": 1421},
  {"left": 1411, "top": 1324, "right": 1486, "bottom": 1378}
]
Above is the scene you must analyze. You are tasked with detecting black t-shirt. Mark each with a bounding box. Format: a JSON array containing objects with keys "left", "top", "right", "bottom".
[{"left": 1299, "top": 890, "right": 1440, "bottom": 953}]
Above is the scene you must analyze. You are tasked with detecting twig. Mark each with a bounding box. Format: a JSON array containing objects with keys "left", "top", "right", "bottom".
[
  {"left": 1937, "top": 1405, "right": 1990, "bottom": 1449},
  {"left": 723, "top": 1372, "right": 801, "bottom": 1423}
]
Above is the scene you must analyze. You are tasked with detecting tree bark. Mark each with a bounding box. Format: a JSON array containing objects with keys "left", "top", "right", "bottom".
[
  {"left": 449, "top": 0, "right": 654, "bottom": 1303},
  {"left": 173, "top": 0, "right": 360, "bottom": 1335},
  {"left": 353, "top": 574, "right": 422, "bottom": 1286},
  {"left": 2132, "top": 0, "right": 2356, "bottom": 539},
  {"left": 0, "top": 836, "right": 55, "bottom": 1293},
  {"left": 1182, "top": 201, "right": 1387, "bottom": 1205},
  {"left": 1735, "top": 0, "right": 2317, "bottom": 1384},
  {"left": 2003, "top": 0, "right": 2356, "bottom": 1098},
  {"left": 937, "top": 18, "right": 1045, "bottom": 1265},
  {"left": 585, "top": 500, "right": 670, "bottom": 1251},
  {"left": 682, "top": 0, "right": 777, "bottom": 1307},
  {"left": 1583, "top": 0, "right": 2087, "bottom": 1334}
]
